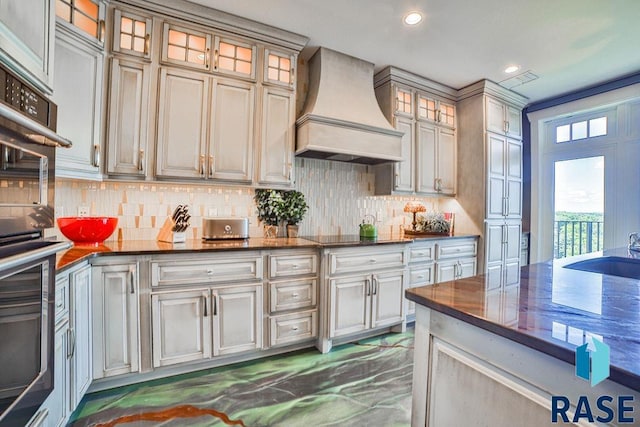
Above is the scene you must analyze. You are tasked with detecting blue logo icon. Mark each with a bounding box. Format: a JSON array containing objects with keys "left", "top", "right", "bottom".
[{"left": 575, "top": 337, "right": 610, "bottom": 386}]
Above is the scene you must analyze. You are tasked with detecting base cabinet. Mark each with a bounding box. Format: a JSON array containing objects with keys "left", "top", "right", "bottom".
[
  {"left": 151, "top": 284, "right": 262, "bottom": 368},
  {"left": 324, "top": 245, "right": 406, "bottom": 349},
  {"left": 91, "top": 262, "right": 140, "bottom": 378},
  {"left": 69, "top": 265, "right": 92, "bottom": 408}
]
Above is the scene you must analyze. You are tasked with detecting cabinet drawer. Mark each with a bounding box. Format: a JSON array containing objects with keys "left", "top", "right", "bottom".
[
  {"left": 55, "top": 275, "right": 69, "bottom": 321},
  {"left": 329, "top": 247, "right": 405, "bottom": 275},
  {"left": 270, "top": 278, "right": 316, "bottom": 313},
  {"left": 269, "top": 310, "right": 317, "bottom": 347},
  {"left": 436, "top": 240, "right": 477, "bottom": 259},
  {"left": 151, "top": 255, "right": 263, "bottom": 286},
  {"left": 270, "top": 253, "right": 318, "bottom": 278},
  {"left": 408, "top": 243, "right": 435, "bottom": 264},
  {"left": 410, "top": 266, "right": 434, "bottom": 286}
]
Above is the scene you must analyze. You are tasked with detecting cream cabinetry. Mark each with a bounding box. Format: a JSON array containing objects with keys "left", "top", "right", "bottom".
[
  {"left": 322, "top": 244, "right": 406, "bottom": 352},
  {"left": 406, "top": 237, "right": 478, "bottom": 319},
  {"left": 41, "top": 263, "right": 92, "bottom": 427},
  {"left": 258, "top": 86, "right": 296, "bottom": 186},
  {"left": 150, "top": 252, "right": 263, "bottom": 368},
  {"left": 457, "top": 80, "right": 527, "bottom": 288},
  {"left": 486, "top": 95, "right": 522, "bottom": 139},
  {"left": 487, "top": 133, "right": 522, "bottom": 219},
  {"left": 267, "top": 251, "right": 318, "bottom": 347},
  {"left": 91, "top": 261, "right": 140, "bottom": 379},
  {"left": 373, "top": 67, "right": 457, "bottom": 196},
  {"left": 52, "top": 23, "right": 105, "bottom": 179},
  {"left": 105, "top": 58, "right": 151, "bottom": 177},
  {"left": 155, "top": 67, "right": 255, "bottom": 182},
  {"left": 0, "top": 0, "right": 55, "bottom": 93}
]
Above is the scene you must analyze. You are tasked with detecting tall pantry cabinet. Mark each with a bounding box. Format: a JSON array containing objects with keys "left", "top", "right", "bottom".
[{"left": 456, "top": 81, "right": 527, "bottom": 290}]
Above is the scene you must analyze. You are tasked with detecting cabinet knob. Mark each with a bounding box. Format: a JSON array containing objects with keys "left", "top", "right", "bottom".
[
  {"left": 292, "top": 293, "right": 299, "bottom": 298},
  {"left": 369, "top": 258, "right": 377, "bottom": 263},
  {"left": 207, "top": 269, "right": 213, "bottom": 275},
  {"left": 292, "top": 264, "right": 299, "bottom": 269},
  {"left": 291, "top": 326, "right": 299, "bottom": 331}
]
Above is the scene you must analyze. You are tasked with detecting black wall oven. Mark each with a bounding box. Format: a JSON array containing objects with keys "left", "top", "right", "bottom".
[{"left": 0, "top": 63, "right": 71, "bottom": 426}]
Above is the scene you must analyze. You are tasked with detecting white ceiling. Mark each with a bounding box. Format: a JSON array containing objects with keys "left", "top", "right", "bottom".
[{"left": 184, "top": 0, "right": 640, "bottom": 104}]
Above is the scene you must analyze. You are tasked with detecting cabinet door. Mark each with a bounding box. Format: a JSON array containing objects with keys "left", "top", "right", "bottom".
[
  {"left": 258, "top": 86, "right": 294, "bottom": 185},
  {"left": 151, "top": 289, "right": 212, "bottom": 367},
  {"left": 209, "top": 79, "right": 255, "bottom": 181},
  {"left": 458, "top": 258, "right": 477, "bottom": 279},
  {"left": 485, "top": 222, "right": 505, "bottom": 291},
  {"left": 416, "top": 121, "right": 437, "bottom": 193},
  {"left": 393, "top": 116, "right": 415, "bottom": 192},
  {"left": 212, "top": 284, "right": 262, "bottom": 356},
  {"left": 106, "top": 58, "right": 150, "bottom": 177},
  {"left": 0, "top": 0, "right": 54, "bottom": 92},
  {"left": 504, "top": 221, "right": 522, "bottom": 287},
  {"left": 487, "top": 133, "right": 507, "bottom": 218},
  {"left": 486, "top": 96, "right": 506, "bottom": 135},
  {"left": 506, "top": 138, "right": 523, "bottom": 218},
  {"left": 53, "top": 28, "right": 103, "bottom": 178},
  {"left": 91, "top": 263, "right": 139, "bottom": 379},
  {"left": 436, "top": 261, "right": 457, "bottom": 283},
  {"left": 506, "top": 105, "right": 522, "bottom": 138},
  {"left": 329, "top": 275, "right": 370, "bottom": 337},
  {"left": 69, "top": 265, "right": 92, "bottom": 409},
  {"left": 112, "top": 9, "right": 152, "bottom": 58},
  {"left": 371, "top": 270, "right": 404, "bottom": 328},
  {"left": 161, "top": 22, "right": 212, "bottom": 71},
  {"left": 437, "top": 126, "right": 456, "bottom": 195},
  {"left": 42, "top": 319, "right": 70, "bottom": 427},
  {"left": 156, "top": 68, "right": 209, "bottom": 178}
]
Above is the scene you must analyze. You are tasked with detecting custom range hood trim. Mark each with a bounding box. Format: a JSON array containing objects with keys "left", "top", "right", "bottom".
[{"left": 295, "top": 47, "right": 403, "bottom": 165}]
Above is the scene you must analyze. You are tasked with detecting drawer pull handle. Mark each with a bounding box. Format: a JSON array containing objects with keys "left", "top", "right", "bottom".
[
  {"left": 417, "top": 275, "right": 425, "bottom": 279},
  {"left": 369, "top": 259, "right": 376, "bottom": 263},
  {"left": 56, "top": 299, "right": 63, "bottom": 308},
  {"left": 207, "top": 269, "right": 213, "bottom": 275},
  {"left": 292, "top": 293, "right": 299, "bottom": 298},
  {"left": 292, "top": 264, "right": 299, "bottom": 269},
  {"left": 291, "top": 326, "right": 299, "bottom": 331}
]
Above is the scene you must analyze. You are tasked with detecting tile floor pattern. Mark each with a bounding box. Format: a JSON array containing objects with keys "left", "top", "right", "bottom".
[{"left": 70, "top": 327, "right": 414, "bottom": 427}]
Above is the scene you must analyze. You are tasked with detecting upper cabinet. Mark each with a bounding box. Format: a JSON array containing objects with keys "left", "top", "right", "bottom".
[
  {"left": 373, "top": 67, "right": 458, "bottom": 196},
  {"left": 55, "top": 0, "right": 106, "bottom": 45},
  {"left": 486, "top": 96, "right": 522, "bottom": 139},
  {"left": 0, "top": 0, "right": 55, "bottom": 93},
  {"left": 52, "top": 20, "right": 105, "bottom": 179},
  {"left": 112, "top": 8, "right": 152, "bottom": 59},
  {"left": 99, "top": 1, "right": 307, "bottom": 184}
]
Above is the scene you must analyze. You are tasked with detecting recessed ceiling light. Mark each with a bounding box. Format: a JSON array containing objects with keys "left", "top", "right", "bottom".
[
  {"left": 403, "top": 12, "right": 423, "bottom": 25},
  {"left": 504, "top": 65, "right": 520, "bottom": 74}
]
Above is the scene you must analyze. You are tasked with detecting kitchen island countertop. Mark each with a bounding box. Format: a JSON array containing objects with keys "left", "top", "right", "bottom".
[{"left": 406, "top": 247, "right": 640, "bottom": 391}]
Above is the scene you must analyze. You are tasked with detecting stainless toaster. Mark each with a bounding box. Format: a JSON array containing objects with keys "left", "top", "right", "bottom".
[{"left": 202, "top": 217, "right": 249, "bottom": 240}]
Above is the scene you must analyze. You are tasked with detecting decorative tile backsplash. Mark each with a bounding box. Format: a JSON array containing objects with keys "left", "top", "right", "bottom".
[{"left": 51, "top": 158, "right": 451, "bottom": 242}]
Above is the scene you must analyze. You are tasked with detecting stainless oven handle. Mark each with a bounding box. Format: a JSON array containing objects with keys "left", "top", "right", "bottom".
[
  {"left": 0, "top": 103, "right": 72, "bottom": 148},
  {"left": 0, "top": 242, "right": 71, "bottom": 273}
]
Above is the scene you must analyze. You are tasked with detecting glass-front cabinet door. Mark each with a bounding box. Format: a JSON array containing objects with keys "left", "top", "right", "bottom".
[
  {"left": 213, "top": 36, "right": 256, "bottom": 80},
  {"left": 264, "top": 49, "right": 295, "bottom": 87},
  {"left": 161, "top": 22, "right": 212, "bottom": 71},
  {"left": 112, "top": 9, "right": 152, "bottom": 58},
  {"left": 55, "top": 0, "right": 106, "bottom": 44}
]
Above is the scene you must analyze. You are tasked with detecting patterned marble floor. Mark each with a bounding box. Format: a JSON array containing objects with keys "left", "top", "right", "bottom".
[{"left": 69, "top": 327, "right": 414, "bottom": 427}]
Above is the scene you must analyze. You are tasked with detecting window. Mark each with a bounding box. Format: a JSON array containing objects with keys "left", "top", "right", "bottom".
[
  {"left": 440, "top": 103, "right": 455, "bottom": 126},
  {"left": 555, "top": 116, "right": 607, "bottom": 143},
  {"left": 56, "top": 0, "right": 101, "bottom": 39},
  {"left": 396, "top": 89, "right": 412, "bottom": 114}
]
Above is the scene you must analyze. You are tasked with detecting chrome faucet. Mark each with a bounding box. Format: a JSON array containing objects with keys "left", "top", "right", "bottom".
[{"left": 629, "top": 232, "right": 640, "bottom": 251}]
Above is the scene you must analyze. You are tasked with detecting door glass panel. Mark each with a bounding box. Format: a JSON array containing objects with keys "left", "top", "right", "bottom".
[
  {"left": 56, "top": 0, "right": 100, "bottom": 39},
  {"left": 554, "top": 156, "right": 604, "bottom": 258}
]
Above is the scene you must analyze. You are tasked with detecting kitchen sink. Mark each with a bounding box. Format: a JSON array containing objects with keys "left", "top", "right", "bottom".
[{"left": 564, "top": 256, "right": 640, "bottom": 280}]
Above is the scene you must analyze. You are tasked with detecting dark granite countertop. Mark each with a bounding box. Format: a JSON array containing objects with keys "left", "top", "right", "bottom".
[
  {"left": 56, "top": 237, "right": 321, "bottom": 272},
  {"left": 406, "top": 247, "right": 640, "bottom": 391},
  {"left": 56, "top": 233, "right": 480, "bottom": 272}
]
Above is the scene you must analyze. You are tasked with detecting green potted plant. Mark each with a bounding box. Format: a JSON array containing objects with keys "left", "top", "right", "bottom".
[
  {"left": 282, "top": 190, "right": 308, "bottom": 237},
  {"left": 254, "top": 189, "right": 285, "bottom": 238}
]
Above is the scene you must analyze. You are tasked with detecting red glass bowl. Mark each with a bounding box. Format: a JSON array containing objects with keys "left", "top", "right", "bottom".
[{"left": 57, "top": 217, "right": 118, "bottom": 246}]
